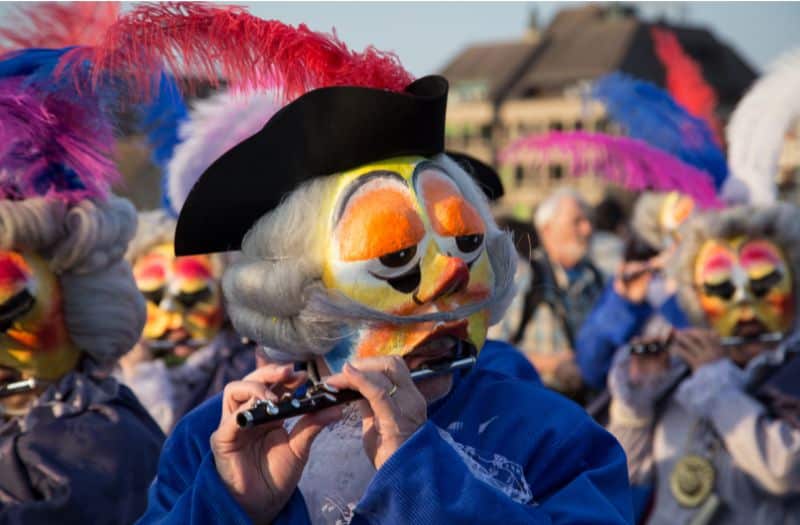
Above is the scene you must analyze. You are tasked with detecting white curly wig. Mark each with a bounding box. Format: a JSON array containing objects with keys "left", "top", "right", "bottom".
[
  {"left": 0, "top": 195, "right": 146, "bottom": 365},
  {"left": 670, "top": 203, "right": 800, "bottom": 328},
  {"left": 223, "top": 153, "right": 517, "bottom": 359}
]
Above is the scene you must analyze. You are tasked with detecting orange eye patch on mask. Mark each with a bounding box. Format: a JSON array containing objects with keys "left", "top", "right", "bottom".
[{"left": 321, "top": 157, "right": 494, "bottom": 373}]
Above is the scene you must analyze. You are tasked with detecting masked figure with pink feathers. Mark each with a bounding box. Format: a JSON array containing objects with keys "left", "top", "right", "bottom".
[{"left": 0, "top": 37, "right": 163, "bottom": 525}]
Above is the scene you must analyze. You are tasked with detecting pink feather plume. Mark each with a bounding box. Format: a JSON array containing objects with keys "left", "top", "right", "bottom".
[
  {"left": 0, "top": 2, "right": 120, "bottom": 52},
  {"left": 0, "top": 78, "right": 119, "bottom": 203},
  {"left": 64, "top": 2, "right": 414, "bottom": 101},
  {"left": 501, "top": 131, "right": 722, "bottom": 208}
]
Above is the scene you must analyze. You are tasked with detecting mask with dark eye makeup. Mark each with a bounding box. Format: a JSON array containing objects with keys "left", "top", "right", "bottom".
[
  {"left": 694, "top": 238, "right": 795, "bottom": 338},
  {"left": 0, "top": 251, "right": 80, "bottom": 380},
  {"left": 749, "top": 270, "right": 783, "bottom": 298},
  {"left": 320, "top": 156, "right": 495, "bottom": 373},
  {"left": 702, "top": 280, "right": 736, "bottom": 301},
  {"left": 133, "top": 244, "right": 225, "bottom": 359}
]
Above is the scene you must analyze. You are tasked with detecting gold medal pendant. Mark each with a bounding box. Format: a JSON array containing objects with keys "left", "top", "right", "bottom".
[{"left": 670, "top": 454, "right": 716, "bottom": 508}]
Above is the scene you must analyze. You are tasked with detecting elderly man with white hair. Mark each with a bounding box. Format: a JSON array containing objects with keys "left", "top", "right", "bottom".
[{"left": 502, "top": 188, "right": 604, "bottom": 399}]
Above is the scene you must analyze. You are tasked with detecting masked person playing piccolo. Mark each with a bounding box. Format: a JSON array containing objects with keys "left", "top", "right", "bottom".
[
  {"left": 607, "top": 203, "right": 800, "bottom": 524},
  {"left": 94, "top": 5, "right": 635, "bottom": 524}
]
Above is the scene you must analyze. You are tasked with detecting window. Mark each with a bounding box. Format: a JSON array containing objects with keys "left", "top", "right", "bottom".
[
  {"left": 549, "top": 121, "right": 563, "bottom": 131},
  {"left": 549, "top": 164, "right": 563, "bottom": 180},
  {"left": 515, "top": 165, "right": 525, "bottom": 187}
]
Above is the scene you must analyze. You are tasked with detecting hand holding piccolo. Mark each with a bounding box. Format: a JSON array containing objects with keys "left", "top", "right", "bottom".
[{"left": 237, "top": 356, "right": 477, "bottom": 428}]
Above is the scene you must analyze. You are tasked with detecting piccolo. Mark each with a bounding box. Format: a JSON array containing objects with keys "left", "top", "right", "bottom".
[
  {"left": 0, "top": 377, "right": 45, "bottom": 398},
  {"left": 237, "top": 355, "right": 477, "bottom": 428},
  {"left": 628, "top": 331, "right": 784, "bottom": 356}
]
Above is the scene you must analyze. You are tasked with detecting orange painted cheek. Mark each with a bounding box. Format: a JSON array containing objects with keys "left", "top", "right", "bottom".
[
  {"left": 354, "top": 328, "right": 395, "bottom": 358},
  {"left": 354, "top": 322, "right": 434, "bottom": 358},
  {"left": 699, "top": 295, "right": 726, "bottom": 320},
  {"left": 143, "top": 303, "right": 170, "bottom": 339},
  {"left": 336, "top": 188, "right": 425, "bottom": 262},
  {"left": 187, "top": 306, "right": 223, "bottom": 329},
  {"left": 766, "top": 292, "right": 794, "bottom": 316}
]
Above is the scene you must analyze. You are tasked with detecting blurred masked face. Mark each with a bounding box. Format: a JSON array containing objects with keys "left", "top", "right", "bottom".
[
  {"left": 694, "top": 238, "right": 794, "bottom": 339},
  {"left": 320, "top": 156, "right": 494, "bottom": 373},
  {"left": 0, "top": 251, "right": 79, "bottom": 380},
  {"left": 542, "top": 196, "right": 592, "bottom": 269},
  {"left": 133, "top": 244, "right": 224, "bottom": 364}
]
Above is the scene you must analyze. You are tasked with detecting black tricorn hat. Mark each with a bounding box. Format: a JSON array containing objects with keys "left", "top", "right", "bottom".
[{"left": 175, "top": 75, "right": 503, "bottom": 255}]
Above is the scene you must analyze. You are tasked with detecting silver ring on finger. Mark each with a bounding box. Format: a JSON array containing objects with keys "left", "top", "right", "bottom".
[{"left": 387, "top": 383, "right": 398, "bottom": 398}]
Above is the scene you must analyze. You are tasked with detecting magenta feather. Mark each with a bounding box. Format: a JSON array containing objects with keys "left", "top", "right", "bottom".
[
  {"left": 501, "top": 131, "right": 722, "bottom": 208},
  {"left": 0, "top": 77, "right": 118, "bottom": 202}
]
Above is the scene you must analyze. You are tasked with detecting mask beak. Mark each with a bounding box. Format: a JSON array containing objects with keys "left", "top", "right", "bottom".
[{"left": 414, "top": 243, "right": 469, "bottom": 305}]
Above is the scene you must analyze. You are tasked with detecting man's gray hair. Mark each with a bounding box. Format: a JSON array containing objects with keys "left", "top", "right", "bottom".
[
  {"left": 670, "top": 203, "right": 800, "bottom": 328},
  {"left": 0, "top": 196, "right": 146, "bottom": 365},
  {"left": 223, "top": 154, "right": 517, "bottom": 359},
  {"left": 533, "top": 187, "right": 587, "bottom": 229}
]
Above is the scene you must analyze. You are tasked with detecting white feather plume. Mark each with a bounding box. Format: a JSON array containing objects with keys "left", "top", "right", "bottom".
[
  {"left": 725, "top": 48, "right": 800, "bottom": 205},
  {"left": 166, "top": 90, "right": 281, "bottom": 215}
]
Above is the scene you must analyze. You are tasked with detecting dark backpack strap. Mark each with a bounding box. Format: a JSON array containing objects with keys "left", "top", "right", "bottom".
[
  {"left": 510, "top": 256, "right": 546, "bottom": 345},
  {"left": 586, "top": 260, "right": 605, "bottom": 291},
  {"left": 511, "top": 250, "right": 574, "bottom": 347}
]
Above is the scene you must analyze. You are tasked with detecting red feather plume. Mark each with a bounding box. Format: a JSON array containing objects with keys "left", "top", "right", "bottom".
[
  {"left": 0, "top": 2, "right": 120, "bottom": 53},
  {"left": 651, "top": 27, "right": 723, "bottom": 144},
  {"left": 65, "top": 2, "right": 413, "bottom": 102}
]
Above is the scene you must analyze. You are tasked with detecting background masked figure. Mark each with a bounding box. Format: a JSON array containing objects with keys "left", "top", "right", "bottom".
[
  {"left": 94, "top": 5, "right": 633, "bottom": 524},
  {"left": 118, "top": 210, "right": 254, "bottom": 433},
  {"left": 576, "top": 191, "right": 693, "bottom": 392},
  {"left": 607, "top": 203, "right": 800, "bottom": 524},
  {"left": 116, "top": 86, "right": 265, "bottom": 432},
  {"left": 0, "top": 49, "right": 163, "bottom": 523}
]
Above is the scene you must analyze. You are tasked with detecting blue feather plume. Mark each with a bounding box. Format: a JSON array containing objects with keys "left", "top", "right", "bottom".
[
  {"left": 592, "top": 72, "right": 728, "bottom": 190},
  {"left": 135, "top": 73, "right": 188, "bottom": 217}
]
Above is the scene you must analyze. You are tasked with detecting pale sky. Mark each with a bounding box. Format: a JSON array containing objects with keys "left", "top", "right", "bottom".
[
  {"left": 0, "top": 2, "right": 797, "bottom": 76},
  {"left": 242, "top": 2, "right": 800, "bottom": 76}
]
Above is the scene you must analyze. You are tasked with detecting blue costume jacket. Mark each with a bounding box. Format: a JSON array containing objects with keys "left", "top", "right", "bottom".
[
  {"left": 137, "top": 341, "right": 633, "bottom": 524},
  {"left": 576, "top": 283, "right": 689, "bottom": 391},
  {"left": 0, "top": 369, "right": 164, "bottom": 524}
]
